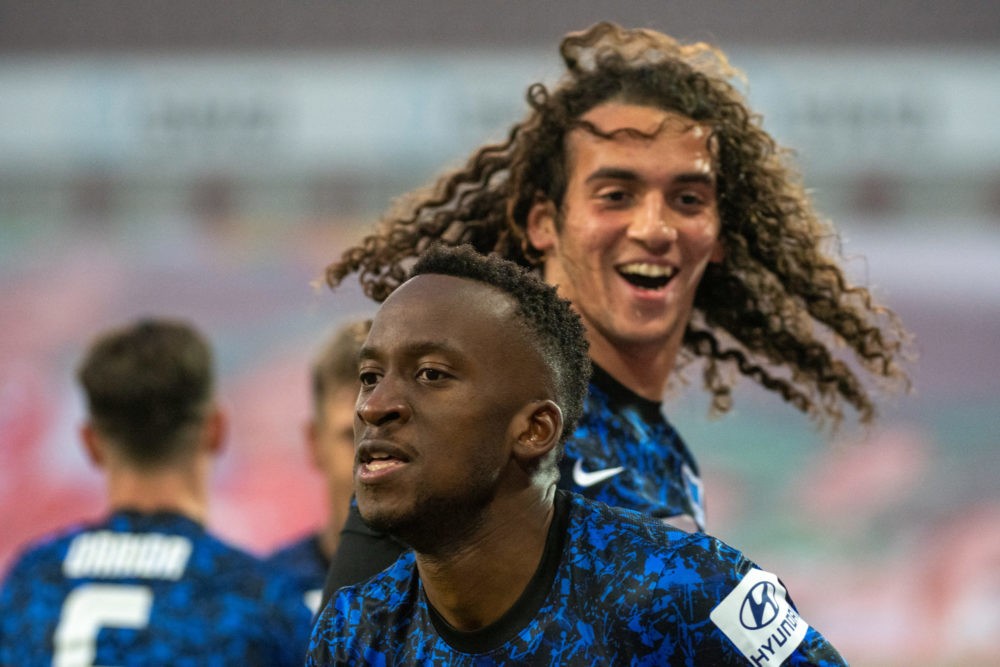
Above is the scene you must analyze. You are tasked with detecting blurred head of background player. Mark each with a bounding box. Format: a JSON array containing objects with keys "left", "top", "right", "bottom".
[
  {"left": 264, "top": 319, "right": 371, "bottom": 616},
  {"left": 306, "top": 319, "right": 370, "bottom": 557},
  {"left": 78, "top": 317, "right": 225, "bottom": 519}
]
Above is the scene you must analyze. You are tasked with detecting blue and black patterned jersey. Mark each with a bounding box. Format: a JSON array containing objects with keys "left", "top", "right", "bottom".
[
  {"left": 264, "top": 532, "right": 329, "bottom": 617},
  {"left": 308, "top": 491, "right": 846, "bottom": 666},
  {"left": 319, "top": 363, "right": 706, "bottom": 611},
  {"left": 0, "top": 510, "right": 313, "bottom": 667},
  {"left": 560, "top": 363, "right": 705, "bottom": 531}
]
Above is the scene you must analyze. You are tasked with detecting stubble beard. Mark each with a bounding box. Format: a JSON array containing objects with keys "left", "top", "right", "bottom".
[{"left": 360, "top": 474, "right": 498, "bottom": 557}]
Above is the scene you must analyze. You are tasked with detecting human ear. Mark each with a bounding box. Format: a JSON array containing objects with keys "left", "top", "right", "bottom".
[
  {"left": 80, "top": 422, "right": 105, "bottom": 467},
  {"left": 203, "top": 408, "right": 227, "bottom": 457},
  {"left": 513, "top": 400, "right": 562, "bottom": 466},
  {"left": 526, "top": 198, "right": 558, "bottom": 254},
  {"left": 304, "top": 418, "right": 324, "bottom": 470}
]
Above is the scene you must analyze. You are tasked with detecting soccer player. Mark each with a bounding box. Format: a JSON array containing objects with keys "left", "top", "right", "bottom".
[
  {"left": 0, "top": 318, "right": 312, "bottom": 666},
  {"left": 264, "top": 319, "right": 395, "bottom": 616},
  {"left": 307, "top": 244, "right": 846, "bottom": 665},
  {"left": 317, "top": 20, "right": 912, "bottom": 603}
]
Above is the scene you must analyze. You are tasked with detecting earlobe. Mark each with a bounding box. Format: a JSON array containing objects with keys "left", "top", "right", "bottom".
[
  {"left": 80, "top": 422, "right": 104, "bottom": 467},
  {"left": 526, "top": 198, "right": 558, "bottom": 254},
  {"left": 305, "top": 419, "right": 323, "bottom": 470},
  {"left": 204, "top": 408, "right": 227, "bottom": 456}
]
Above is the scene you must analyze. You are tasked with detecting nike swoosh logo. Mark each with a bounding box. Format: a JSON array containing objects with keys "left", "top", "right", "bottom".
[{"left": 572, "top": 459, "right": 625, "bottom": 488}]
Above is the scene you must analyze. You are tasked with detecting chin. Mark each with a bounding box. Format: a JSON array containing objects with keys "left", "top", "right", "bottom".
[
  {"left": 363, "top": 501, "right": 430, "bottom": 543},
  {"left": 357, "top": 493, "right": 406, "bottom": 532},
  {"left": 618, "top": 314, "right": 683, "bottom": 342}
]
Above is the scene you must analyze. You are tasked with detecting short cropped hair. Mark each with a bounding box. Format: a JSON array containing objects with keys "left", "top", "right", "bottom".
[
  {"left": 311, "top": 319, "right": 371, "bottom": 416},
  {"left": 410, "top": 244, "right": 590, "bottom": 445},
  {"left": 77, "top": 318, "right": 214, "bottom": 467}
]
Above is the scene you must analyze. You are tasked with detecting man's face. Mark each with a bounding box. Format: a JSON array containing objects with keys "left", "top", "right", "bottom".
[
  {"left": 528, "top": 102, "right": 723, "bottom": 368},
  {"left": 308, "top": 386, "right": 357, "bottom": 515},
  {"left": 353, "top": 274, "right": 544, "bottom": 549}
]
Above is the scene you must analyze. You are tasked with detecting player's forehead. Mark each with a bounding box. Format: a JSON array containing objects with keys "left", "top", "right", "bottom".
[
  {"left": 565, "top": 103, "right": 714, "bottom": 182},
  {"left": 366, "top": 274, "right": 522, "bottom": 358},
  {"left": 576, "top": 102, "right": 706, "bottom": 138}
]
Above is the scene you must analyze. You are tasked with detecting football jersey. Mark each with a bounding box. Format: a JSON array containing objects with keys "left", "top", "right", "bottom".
[
  {"left": 318, "top": 362, "right": 705, "bottom": 610},
  {"left": 308, "top": 491, "right": 846, "bottom": 666},
  {"left": 560, "top": 363, "right": 705, "bottom": 531},
  {"left": 0, "top": 510, "right": 313, "bottom": 667},
  {"left": 264, "top": 533, "right": 329, "bottom": 617}
]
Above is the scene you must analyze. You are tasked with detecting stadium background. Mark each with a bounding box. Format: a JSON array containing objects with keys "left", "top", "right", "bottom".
[{"left": 1, "top": 3, "right": 998, "bottom": 665}]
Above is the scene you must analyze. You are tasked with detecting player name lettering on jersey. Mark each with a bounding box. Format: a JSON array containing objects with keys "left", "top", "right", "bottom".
[{"left": 63, "top": 531, "right": 192, "bottom": 580}]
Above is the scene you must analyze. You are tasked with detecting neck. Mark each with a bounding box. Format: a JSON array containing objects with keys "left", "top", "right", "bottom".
[
  {"left": 318, "top": 493, "right": 352, "bottom": 559},
  {"left": 415, "top": 488, "right": 555, "bottom": 632},
  {"left": 105, "top": 457, "right": 209, "bottom": 523},
  {"left": 586, "top": 334, "right": 676, "bottom": 401}
]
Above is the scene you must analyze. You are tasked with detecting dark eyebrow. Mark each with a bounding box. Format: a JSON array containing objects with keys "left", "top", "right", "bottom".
[
  {"left": 358, "top": 339, "right": 463, "bottom": 362},
  {"left": 674, "top": 172, "right": 716, "bottom": 187},
  {"left": 585, "top": 167, "right": 716, "bottom": 187},
  {"left": 584, "top": 167, "right": 641, "bottom": 184}
]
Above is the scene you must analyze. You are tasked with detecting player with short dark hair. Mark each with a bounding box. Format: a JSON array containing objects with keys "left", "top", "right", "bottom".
[
  {"left": 307, "top": 244, "right": 846, "bottom": 665},
  {"left": 0, "top": 318, "right": 312, "bottom": 666}
]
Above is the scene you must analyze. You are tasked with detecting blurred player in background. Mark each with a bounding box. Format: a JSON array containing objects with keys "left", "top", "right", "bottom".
[
  {"left": 263, "top": 319, "right": 387, "bottom": 616},
  {"left": 0, "top": 318, "right": 312, "bottom": 666},
  {"left": 317, "top": 21, "right": 913, "bottom": 606}
]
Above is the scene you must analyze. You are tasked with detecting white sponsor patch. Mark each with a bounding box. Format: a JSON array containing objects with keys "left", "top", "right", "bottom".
[{"left": 709, "top": 568, "right": 809, "bottom": 666}]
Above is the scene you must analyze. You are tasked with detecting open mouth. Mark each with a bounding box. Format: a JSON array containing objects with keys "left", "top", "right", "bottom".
[
  {"left": 357, "top": 442, "right": 410, "bottom": 477},
  {"left": 361, "top": 453, "right": 403, "bottom": 473},
  {"left": 617, "top": 262, "right": 676, "bottom": 291}
]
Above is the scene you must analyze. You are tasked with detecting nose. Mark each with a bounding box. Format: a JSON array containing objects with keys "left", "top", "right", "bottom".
[
  {"left": 356, "top": 377, "right": 410, "bottom": 428},
  {"left": 627, "top": 194, "right": 677, "bottom": 250}
]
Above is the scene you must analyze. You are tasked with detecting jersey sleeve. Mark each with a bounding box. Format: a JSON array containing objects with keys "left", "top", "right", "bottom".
[{"left": 647, "top": 535, "right": 848, "bottom": 665}]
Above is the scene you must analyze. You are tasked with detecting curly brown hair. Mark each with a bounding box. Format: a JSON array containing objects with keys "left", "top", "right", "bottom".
[{"left": 326, "top": 21, "right": 912, "bottom": 427}]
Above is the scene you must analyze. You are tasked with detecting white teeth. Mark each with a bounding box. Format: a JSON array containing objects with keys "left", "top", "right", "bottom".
[
  {"left": 365, "top": 459, "right": 397, "bottom": 472},
  {"left": 619, "top": 263, "right": 676, "bottom": 278}
]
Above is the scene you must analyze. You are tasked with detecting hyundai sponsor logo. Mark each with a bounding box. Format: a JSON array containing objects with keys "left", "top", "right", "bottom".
[{"left": 740, "top": 580, "right": 780, "bottom": 630}]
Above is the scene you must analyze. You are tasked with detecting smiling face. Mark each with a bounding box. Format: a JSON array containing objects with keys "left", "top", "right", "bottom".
[
  {"left": 353, "top": 274, "right": 548, "bottom": 550},
  {"left": 528, "top": 103, "right": 724, "bottom": 382}
]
